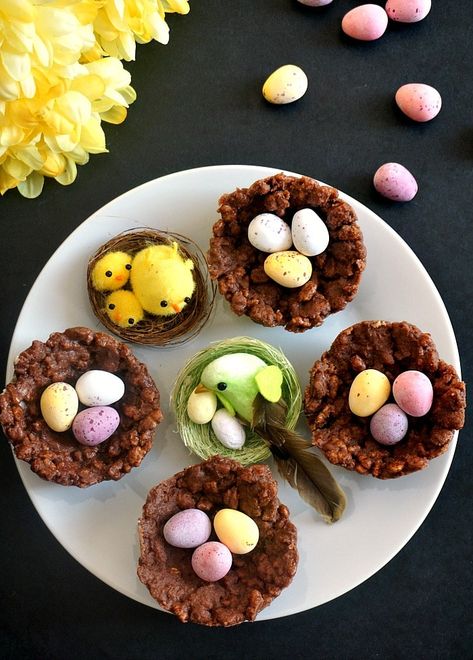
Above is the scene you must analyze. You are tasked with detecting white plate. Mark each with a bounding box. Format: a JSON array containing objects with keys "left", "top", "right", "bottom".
[{"left": 7, "top": 165, "right": 461, "bottom": 621}]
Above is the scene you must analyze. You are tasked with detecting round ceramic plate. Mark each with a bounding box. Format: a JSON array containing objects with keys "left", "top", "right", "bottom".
[{"left": 6, "top": 165, "right": 461, "bottom": 621}]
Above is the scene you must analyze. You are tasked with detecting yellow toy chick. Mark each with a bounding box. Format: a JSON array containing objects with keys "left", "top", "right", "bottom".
[
  {"left": 130, "top": 243, "right": 195, "bottom": 316},
  {"left": 91, "top": 251, "right": 133, "bottom": 291},
  {"left": 104, "top": 290, "right": 144, "bottom": 328}
]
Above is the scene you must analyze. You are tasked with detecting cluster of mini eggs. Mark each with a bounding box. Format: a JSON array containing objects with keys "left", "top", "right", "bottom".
[
  {"left": 163, "top": 507, "right": 259, "bottom": 582},
  {"left": 349, "top": 368, "right": 433, "bottom": 445},
  {"left": 247, "top": 209, "right": 329, "bottom": 288},
  {"left": 40, "top": 370, "right": 125, "bottom": 446},
  {"left": 187, "top": 387, "right": 246, "bottom": 450},
  {"left": 91, "top": 243, "right": 195, "bottom": 328}
]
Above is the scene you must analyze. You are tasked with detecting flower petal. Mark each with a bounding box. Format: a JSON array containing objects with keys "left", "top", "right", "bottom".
[{"left": 17, "top": 171, "right": 44, "bottom": 198}]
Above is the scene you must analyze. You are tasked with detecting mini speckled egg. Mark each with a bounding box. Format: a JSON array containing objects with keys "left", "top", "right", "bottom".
[
  {"left": 262, "top": 65, "right": 308, "bottom": 105},
  {"left": 187, "top": 387, "right": 218, "bottom": 424},
  {"left": 40, "top": 382, "right": 79, "bottom": 432},
  {"left": 385, "top": 0, "right": 431, "bottom": 23},
  {"left": 264, "top": 251, "right": 312, "bottom": 288},
  {"left": 214, "top": 509, "right": 259, "bottom": 554},
  {"left": 373, "top": 163, "right": 418, "bottom": 202},
  {"left": 395, "top": 83, "right": 442, "bottom": 122},
  {"left": 370, "top": 403, "right": 409, "bottom": 445},
  {"left": 298, "top": 0, "right": 333, "bottom": 5},
  {"left": 72, "top": 406, "right": 120, "bottom": 446},
  {"left": 75, "top": 370, "right": 125, "bottom": 407},
  {"left": 342, "top": 4, "right": 389, "bottom": 41},
  {"left": 248, "top": 213, "right": 293, "bottom": 253},
  {"left": 163, "top": 509, "right": 212, "bottom": 549},
  {"left": 349, "top": 369, "right": 391, "bottom": 417},
  {"left": 393, "top": 370, "right": 433, "bottom": 417},
  {"left": 191, "top": 542, "right": 233, "bottom": 582},
  {"left": 211, "top": 408, "right": 246, "bottom": 450},
  {"left": 291, "top": 208, "right": 329, "bottom": 256}
]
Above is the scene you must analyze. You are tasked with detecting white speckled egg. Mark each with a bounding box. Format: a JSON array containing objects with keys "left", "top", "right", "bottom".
[
  {"left": 385, "top": 0, "right": 431, "bottom": 23},
  {"left": 40, "top": 382, "right": 79, "bottom": 432},
  {"left": 298, "top": 0, "right": 333, "bottom": 5},
  {"left": 187, "top": 387, "right": 218, "bottom": 424},
  {"left": 291, "top": 208, "right": 329, "bottom": 256},
  {"left": 211, "top": 408, "right": 246, "bottom": 450},
  {"left": 395, "top": 83, "right": 442, "bottom": 122},
  {"left": 72, "top": 406, "right": 120, "bottom": 446},
  {"left": 163, "top": 509, "right": 212, "bottom": 548},
  {"left": 262, "top": 65, "right": 308, "bottom": 105},
  {"left": 264, "top": 251, "right": 312, "bottom": 288},
  {"left": 75, "top": 370, "right": 125, "bottom": 407},
  {"left": 248, "top": 213, "right": 293, "bottom": 253},
  {"left": 373, "top": 162, "right": 418, "bottom": 201}
]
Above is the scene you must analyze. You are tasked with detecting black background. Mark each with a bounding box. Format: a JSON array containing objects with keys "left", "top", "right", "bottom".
[{"left": 1, "top": 1, "right": 472, "bottom": 658}]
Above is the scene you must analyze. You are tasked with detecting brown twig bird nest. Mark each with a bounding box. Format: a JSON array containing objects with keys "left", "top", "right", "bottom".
[{"left": 87, "top": 229, "right": 216, "bottom": 347}]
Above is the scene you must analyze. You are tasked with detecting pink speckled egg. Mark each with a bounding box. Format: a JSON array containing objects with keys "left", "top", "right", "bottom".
[
  {"left": 373, "top": 162, "right": 418, "bottom": 202},
  {"left": 385, "top": 0, "right": 431, "bottom": 23},
  {"left": 72, "top": 406, "right": 120, "bottom": 446},
  {"left": 395, "top": 83, "right": 442, "bottom": 122},
  {"left": 370, "top": 403, "right": 409, "bottom": 446},
  {"left": 298, "top": 0, "right": 333, "bottom": 5},
  {"left": 393, "top": 370, "right": 433, "bottom": 417},
  {"left": 191, "top": 542, "right": 233, "bottom": 582},
  {"left": 342, "top": 5, "right": 388, "bottom": 41}
]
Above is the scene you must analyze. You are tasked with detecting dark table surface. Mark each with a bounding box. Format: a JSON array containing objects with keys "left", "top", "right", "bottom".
[{"left": 1, "top": 2, "right": 471, "bottom": 658}]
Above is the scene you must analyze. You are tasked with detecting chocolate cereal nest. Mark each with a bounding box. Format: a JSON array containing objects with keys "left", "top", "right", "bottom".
[
  {"left": 137, "top": 456, "right": 298, "bottom": 626},
  {"left": 207, "top": 173, "right": 366, "bottom": 332},
  {"left": 87, "top": 229, "right": 215, "bottom": 347},
  {"left": 0, "top": 327, "right": 163, "bottom": 487},
  {"left": 304, "top": 321, "right": 466, "bottom": 479}
]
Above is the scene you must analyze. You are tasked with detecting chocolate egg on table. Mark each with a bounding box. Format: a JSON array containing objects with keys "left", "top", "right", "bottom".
[
  {"left": 163, "top": 509, "right": 212, "bottom": 549},
  {"left": 262, "top": 64, "right": 308, "bottom": 105},
  {"left": 72, "top": 406, "right": 120, "bottom": 446},
  {"left": 385, "top": 0, "right": 431, "bottom": 23},
  {"left": 191, "top": 541, "right": 233, "bottom": 582},
  {"left": 248, "top": 213, "right": 293, "bottom": 253},
  {"left": 291, "top": 208, "right": 329, "bottom": 256},
  {"left": 349, "top": 369, "right": 391, "bottom": 417},
  {"left": 373, "top": 163, "right": 418, "bottom": 202},
  {"left": 395, "top": 83, "right": 442, "bottom": 122},
  {"left": 342, "top": 4, "right": 389, "bottom": 41},
  {"left": 264, "top": 251, "right": 313, "bottom": 288},
  {"left": 40, "top": 382, "right": 79, "bottom": 432},
  {"left": 211, "top": 408, "right": 246, "bottom": 450},
  {"left": 213, "top": 508, "right": 259, "bottom": 554},
  {"left": 187, "top": 388, "right": 218, "bottom": 424},
  {"left": 393, "top": 370, "right": 433, "bottom": 417},
  {"left": 370, "top": 403, "right": 409, "bottom": 445},
  {"left": 75, "top": 370, "right": 125, "bottom": 406}
]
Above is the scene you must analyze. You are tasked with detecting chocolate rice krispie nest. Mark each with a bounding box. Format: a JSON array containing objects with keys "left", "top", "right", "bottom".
[
  {"left": 0, "top": 327, "right": 162, "bottom": 487},
  {"left": 304, "top": 321, "right": 466, "bottom": 479},
  {"left": 207, "top": 173, "right": 366, "bottom": 332},
  {"left": 137, "top": 456, "right": 298, "bottom": 626}
]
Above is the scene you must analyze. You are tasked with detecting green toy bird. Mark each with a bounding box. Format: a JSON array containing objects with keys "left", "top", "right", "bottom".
[{"left": 199, "top": 353, "right": 346, "bottom": 523}]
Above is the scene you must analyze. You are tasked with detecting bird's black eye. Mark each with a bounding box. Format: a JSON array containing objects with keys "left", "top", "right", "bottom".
[
  {"left": 105, "top": 270, "right": 112, "bottom": 277},
  {"left": 128, "top": 318, "right": 134, "bottom": 325},
  {"left": 217, "top": 382, "right": 227, "bottom": 391},
  {"left": 108, "top": 303, "right": 115, "bottom": 310},
  {"left": 184, "top": 297, "right": 191, "bottom": 304},
  {"left": 125, "top": 263, "right": 132, "bottom": 270},
  {"left": 160, "top": 300, "right": 168, "bottom": 307}
]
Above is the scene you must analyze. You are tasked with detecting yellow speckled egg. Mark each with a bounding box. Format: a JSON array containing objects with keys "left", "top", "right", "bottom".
[
  {"left": 262, "top": 64, "right": 308, "bottom": 105},
  {"left": 40, "top": 382, "right": 79, "bottom": 432},
  {"left": 213, "top": 509, "right": 259, "bottom": 555},
  {"left": 348, "top": 369, "right": 391, "bottom": 417},
  {"left": 187, "top": 387, "right": 218, "bottom": 424},
  {"left": 264, "top": 250, "right": 312, "bottom": 288}
]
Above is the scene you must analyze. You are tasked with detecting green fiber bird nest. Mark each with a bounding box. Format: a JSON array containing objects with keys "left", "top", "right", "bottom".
[
  {"left": 171, "top": 336, "right": 302, "bottom": 466},
  {"left": 87, "top": 228, "right": 216, "bottom": 347}
]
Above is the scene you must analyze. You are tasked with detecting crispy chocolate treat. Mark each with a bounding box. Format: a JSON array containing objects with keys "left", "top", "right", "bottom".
[
  {"left": 137, "top": 456, "right": 298, "bottom": 626},
  {"left": 304, "top": 321, "right": 466, "bottom": 478},
  {"left": 207, "top": 173, "right": 366, "bottom": 332},
  {"left": 0, "top": 327, "right": 162, "bottom": 487}
]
